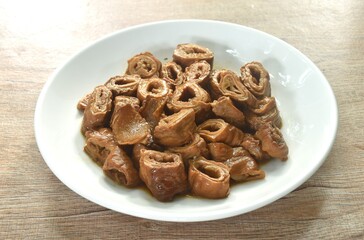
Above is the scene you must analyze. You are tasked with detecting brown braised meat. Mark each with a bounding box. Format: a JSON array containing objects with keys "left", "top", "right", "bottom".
[
  {"left": 224, "top": 148, "right": 265, "bottom": 182},
  {"left": 126, "top": 52, "right": 161, "bottom": 78},
  {"left": 184, "top": 60, "right": 211, "bottom": 86},
  {"left": 103, "top": 146, "right": 141, "bottom": 187},
  {"left": 161, "top": 61, "right": 185, "bottom": 87},
  {"left": 81, "top": 85, "right": 113, "bottom": 134},
  {"left": 197, "top": 119, "right": 245, "bottom": 147},
  {"left": 210, "top": 69, "right": 257, "bottom": 107},
  {"left": 139, "top": 150, "right": 188, "bottom": 201},
  {"left": 110, "top": 102, "right": 151, "bottom": 145},
  {"left": 173, "top": 43, "right": 214, "bottom": 69},
  {"left": 241, "top": 133, "right": 271, "bottom": 161},
  {"left": 139, "top": 95, "right": 167, "bottom": 130},
  {"left": 167, "top": 133, "right": 209, "bottom": 165},
  {"left": 189, "top": 157, "right": 230, "bottom": 199},
  {"left": 77, "top": 93, "right": 92, "bottom": 111},
  {"left": 211, "top": 96, "right": 246, "bottom": 129},
  {"left": 255, "top": 122, "right": 289, "bottom": 160},
  {"left": 245, "top": 97, "right": 282, "bottom": 130},
  {"left": 105, "top": 75, "right": 141, "bottom": 97},
  {"left": 84, "top": 128, "right": 117, "bottom": 166},
  {"left": 137, "top": 78, "right": 170, "bottom": 102},
  {"left": 167, "top": 82, "right": 211, "bottom": 123},
  {"left": 154, "top": 108, "right": 196, "bottom": 147},
  {"left": 240, "top": 62, "right": 271, "bottom": 98},
  {"left": 207, "top": 142, "right": 233, "bottom": 162},
  {"left": 114, "top": 95, "right": 140, "bottom": 111}
]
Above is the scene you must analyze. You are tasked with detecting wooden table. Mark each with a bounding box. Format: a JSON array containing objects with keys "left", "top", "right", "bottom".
[{"left": 1, "top": 0, "right": 363, "bottom": 239}]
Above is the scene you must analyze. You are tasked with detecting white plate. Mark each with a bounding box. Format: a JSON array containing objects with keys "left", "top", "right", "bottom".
[{"left": 34, "top": 20, "right": 338, "bottom": 222}]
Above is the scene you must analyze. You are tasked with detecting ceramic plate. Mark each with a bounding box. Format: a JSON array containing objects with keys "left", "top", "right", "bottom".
[{"left": 34, "top": 20, "right": 338, "bottom": 222}]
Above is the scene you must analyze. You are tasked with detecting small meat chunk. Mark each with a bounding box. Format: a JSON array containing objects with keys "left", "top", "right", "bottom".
[
  {"left": 126, "top": 52, "right": 161, "bottom": 78},
  {"left": 173, "top": 43, "right": 214, "bottom": 69}
]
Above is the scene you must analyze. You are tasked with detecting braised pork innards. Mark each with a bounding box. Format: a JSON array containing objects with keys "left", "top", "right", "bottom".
[{"left": 78, "top": 44, "right": 289, "bottom": 202}]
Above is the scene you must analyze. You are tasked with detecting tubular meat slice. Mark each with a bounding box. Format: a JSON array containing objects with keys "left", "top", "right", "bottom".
[
  {"left": 139, "top": 95, "right": 167, "bottom": 130},
  {"left": 189, "top": 157, "right": 230, "bottom": 199},
  {"left": 184, "top": 60, "right": 211, "bottom": 86},
  {"left": 139, "top": 150, "right": 188, "bottom": 202},
  {"left": 103, "top": 146, "right": 141, "bottom": 187},
  {"left": 105, "top": 75, "right": 141, "bottom": 97},
  {"left": 114, "top": 95, "right": 140, "bottom": 112},
  {"left": 110, "top": 103, "right": 151, "bottom": 145},
  {"left": 84, "top": 128, "right": 117, "bottom": 166},
  {"left": 241, "top": 133, "right": 271, "bottom": 161},
  {"left": 137, "top": 78, "right": 170, "bottom": 102},
  {"left": 167, "top": 82, "right": 211, "bottom": 123},
  {"left": 161, "top": 61, "right": 185, "bottom": 87},
  {"left": 173, "top": 43, "right": 214, "bottom": 69},
  {"left": 210, "top": 69, "right": 257, "bottom": 107},
  {"left": 255, "top": 122, "right": 288, "bottom": 160},
  {"left": 154, "top": 108, "right": 196, "bottom": 147},
  {"left": 81, "top": 85, "right": 113, "bottom": 134},
  {"left": 197, "top": 119, "right": 245, "bottom": 147},
  {"left": 77, "top": 93, "right": 92, "bottom": 111},
  {"left": 245, "top": 99, "right": 282, "bottom": 130},
  {"left": 126, "top": 52, "right": 161, "bottom": 78},
  {"left": 211, "top": 96, "right": 246, "bottom": 129},
  {"left": 224, "top": 148, "right": 265, "bottom": 182},
  {"left": 208, "top": 142, "right": 233, "bottom": 162},
  {"left": 167, "top": 133, "right": 209, "bottom": 164},
  {"left": 240, "top": 62, "right": 271, "bottom": 98}
]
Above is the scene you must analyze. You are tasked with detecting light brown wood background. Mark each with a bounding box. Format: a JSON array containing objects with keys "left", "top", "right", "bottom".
[{"left": 1, "top": 0, "right": 363, "bottom": 239}]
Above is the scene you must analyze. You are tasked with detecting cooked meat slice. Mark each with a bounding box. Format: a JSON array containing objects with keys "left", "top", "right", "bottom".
[
  {"left": 161, "top": 61, "right": 185, "bottom": 87},
  {"left": 139, "top": 95, "right": 167, "bottom": 130},
  {"left": 154, "top": 108, "right": 196, "bottom": 147},
  {"left": 139, "top": 150, "right": 188, "bottom": 202},
  {"left": 167, "top": 133, "right": 209, "bottom": 165},
  {"left": 245, "top": 97, "right": 282, "bottom": 130},
  {"left": 255, "top": 122, "right": 289, "bottom": 160},
  {"left": 172, "top": 43, "right": 214, "bottom": 69},
  {"left": 207, "top": 142, "right": 233, "bottom": 162},
  {"left": 103, "top": 146, "right": 141, "bottom": 187},
  {"left": 211, "top": 96, "right": 246, "bottom": 129},
  {"left": 110, "top": 103, "right": 151, "bottom": 145},
  {"left": 81, "top": 85, "right": 113, "bottom": 134},
  {"left": 167, "top": 82, "right": 211, "bottom": 123},
  {"left": 240, "top": 62, "right": 271, "bottom": 98},
  {"left": 184, "top": 60, "right": 211, "bottom": 86},
  {"left": 189, "top": 157, "right": 230, "bottom": 199},
  {"left": 224, "top": 148, "right": 265, "bottom": 182},
  {"left": 114, "top": 95, "right": 140, "bottom": 111},
  {"left": 197, "top": 119, "right": 245, "bottom": 147},
  {"left": 84, "top": 128, "right": 117, "bottom": 166},
  {"left": 131, "top": 143, "right": 148, "bottom": 170},
  {"left": 137, "top": 78, "right": 170, "bottom": 102},
  {"left": 241, "top": 133, "right": 271, "bottom": 161},
  {"left": 210, "top": 69, "right": 257, "bottom": 107},
  {"left": 77, "top": 92, "right": 92, "bottom": 111},
  {"left": 105, "top": 75, "right": 141, "bottom": 97},
  {"left": 126, "top": 52, "right": 161, "bottom": 78}
]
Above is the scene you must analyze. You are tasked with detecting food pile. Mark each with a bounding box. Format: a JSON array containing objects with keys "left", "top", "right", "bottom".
[{"left": 77, "top": 43, "right": 289, "bottom": 202}]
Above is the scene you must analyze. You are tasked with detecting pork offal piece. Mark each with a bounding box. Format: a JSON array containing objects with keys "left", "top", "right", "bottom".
[
  {"left": 137, "top": 78, "right": 170, "bottom": 102},
  {"left": 104, "top": 74, "right": 141, "bottom": 97},
  {"left": 207, "top": 142, "right": 234, "bottom": 162},
  {"left": 161, "top": 61, "right": 185, "bottom": 87},
  {"left": 197, "top": 119, "right": 245, "bottom": 147},
  {"left": 81, "top": 85, "right": 113, "bottom": 134},
  {"left": 211, "top": 96, "right": 246, "bottom": 129},
  {"left": 224, "top": 148, "right": 265, "bottom": 182},
  {"left": 189, "top": 157, "right": 230, "bottom": 199},
  {"left": 126, "top": 52, "right": 161, "bottom": 78},
  {"left": 84, "top": 128, "right": 117, "bottom": 166},
  {"left": 139, "top": 150, "right": 188, "bottom": 202},
  {"left": 241, "top": 133, "right": 271, "bottom": 162},
  {"left": 173, "top": 43, "right": 214, "bottom": 69},
  {"left": 103, "top": 146, "right": 141, "bottom": 187},
  {"left": 240, "top": 61, "right": 271, "bottom": 98},
  {"left": 154, "top": 108, "right": 196, "bottom": 147},
  {"left": 255, "top": 122, "right": 289, "bottom": 160},
  {"left": 110, "top": 103, "right": 150, "bottom": 145},
  {"left": 139, "top": 95, "right": 167, "bottom": 130},
  {"left": 184, "top": 60, "right": 211, "bottom": 86}
]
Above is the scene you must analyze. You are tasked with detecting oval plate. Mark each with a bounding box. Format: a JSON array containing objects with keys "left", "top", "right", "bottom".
[{"left": 34, "top": 20, "right": 338, "bottom": 222}]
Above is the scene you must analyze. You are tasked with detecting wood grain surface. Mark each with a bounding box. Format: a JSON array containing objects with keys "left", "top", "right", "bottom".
[{"left": 1, "top": 0, "right": 363, "bottom": 239}]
